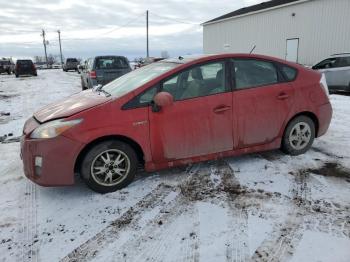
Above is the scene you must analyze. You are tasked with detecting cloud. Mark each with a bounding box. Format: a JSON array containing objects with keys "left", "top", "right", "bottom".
[{"left": 0, "top": 0, "right": 263, "bottom": 59}]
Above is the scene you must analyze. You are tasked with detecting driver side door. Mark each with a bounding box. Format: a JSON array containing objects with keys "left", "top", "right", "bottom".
[{"left": 149, "top": 60, "right": 234, "bottom": 163}]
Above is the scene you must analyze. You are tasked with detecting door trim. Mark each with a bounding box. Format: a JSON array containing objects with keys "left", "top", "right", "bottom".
[{"left": 285, "top": 38, "right": 299, "bottom": 63}]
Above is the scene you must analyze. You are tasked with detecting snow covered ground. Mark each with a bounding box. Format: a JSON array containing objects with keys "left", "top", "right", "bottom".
[{"left": 0, "top": 70, "right": 349, "bottom": 262}]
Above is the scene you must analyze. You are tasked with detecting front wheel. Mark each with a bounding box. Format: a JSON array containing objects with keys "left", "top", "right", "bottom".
[
  {"left": 282, "top": 116, "right": 315, "bottom": 155},
  {"left": 80, "top": 140, "right": 138, "bottom": 193}
]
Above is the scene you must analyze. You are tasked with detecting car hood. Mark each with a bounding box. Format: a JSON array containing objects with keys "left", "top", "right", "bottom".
[{"left": 34, "top": 90, "right": 111, "bottom": 123}]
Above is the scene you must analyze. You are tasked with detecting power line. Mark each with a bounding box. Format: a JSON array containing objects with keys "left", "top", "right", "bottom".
[{"left": 148, "top": 11, "right": 200, "bottom": 25}]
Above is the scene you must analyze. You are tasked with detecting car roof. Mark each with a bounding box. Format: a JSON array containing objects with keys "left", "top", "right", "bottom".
[
  {"left": 163, "top": 53, "right": 301, "bottom": 68},
  {"left": 94, "top": 55, "right": 127, "bottom": 58},
  {"left": 330, "top": 53, "right": 350, "bottom": 58}
]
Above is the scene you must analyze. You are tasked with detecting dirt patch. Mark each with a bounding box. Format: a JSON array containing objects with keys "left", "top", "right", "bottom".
[
  {"left": 307, "top": 162, "right": 350, "bottom": 179},
  {"left": 178, "top": 161, "right": 275, "bottom": 202}
]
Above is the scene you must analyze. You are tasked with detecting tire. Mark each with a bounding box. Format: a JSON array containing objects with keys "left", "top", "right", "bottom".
[
  {"left": 15, "top": 74, "right": 18, "bottom": 78},
  {"left": 282, "top": 115, "right": 315, "bottom": 155},
  {"left": 7, "top": 70, "right": 11, "bottom": 75},
  {"left": 80, "top": 140, "right": 138, "bottom": 193}
]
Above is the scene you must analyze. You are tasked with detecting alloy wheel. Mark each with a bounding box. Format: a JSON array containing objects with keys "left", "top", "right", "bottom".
[
  {"left": 90, "top": 149, "right": 130, "bottom": 187},
  {"left": 288, "top": 122, "right": 312, "bottom": 150}
]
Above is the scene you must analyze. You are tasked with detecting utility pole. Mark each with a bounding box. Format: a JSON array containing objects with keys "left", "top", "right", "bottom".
[
  {"left": 146, "top": 10, "right": 149, "bottom": 58},
  {"left": 57, "top": 30, "right": 64, "bottom": 65},
  {"left": 41, "top": 29, "right": 48, "bottom": 67}
]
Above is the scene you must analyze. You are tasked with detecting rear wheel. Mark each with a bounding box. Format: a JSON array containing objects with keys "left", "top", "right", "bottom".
[
  {"left": 282, "top": 116, "right": 315, "bottom": 155},
  {"left": 80, "top": 140, "right": 138, "bottom": 193}
]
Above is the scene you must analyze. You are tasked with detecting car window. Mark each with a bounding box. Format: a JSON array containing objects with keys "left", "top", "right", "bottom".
[
  {"left": 162, "top": 61, "right": 226, "bottom": 101},
  {"left": 334, "top": 57, "right": 350, "bottom": 67},
  {"left": 67, "top": 58, "right": 78, "bottom": 63},
  {"left": 95, "top": 57, "right": 129, "bottom": 69},
  {"left": 313, "top": 58, "right": 336, "bottom": 69},
  {"left": 232, "top": 59, "right": 278, "bottom": 89},
  {"left": 17, "top": 60, "right": 33, "bottom": 65},
  {"left": 280, "top": 65, "right": 297, "bottom": 81},
  {"left": 122, "top": 85, "right": 158, "bottom": 109}
]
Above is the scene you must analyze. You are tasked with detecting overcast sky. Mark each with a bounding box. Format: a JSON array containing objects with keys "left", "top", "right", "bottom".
[{"left": 0, "top": 0, "right": 262, "bottom": 60}]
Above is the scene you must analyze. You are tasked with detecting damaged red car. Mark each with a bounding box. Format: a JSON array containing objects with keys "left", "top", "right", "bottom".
[{"left": 21, "top": 54, "right": 332, "bottom": 193}]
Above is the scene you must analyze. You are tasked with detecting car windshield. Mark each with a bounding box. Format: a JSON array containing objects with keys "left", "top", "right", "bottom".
[
  {"left": 67, "top": 58, "right": 77, "bottom": 62},
  {"left": 102, "top": 62, "right": 180, "bottom": 97},
  {"left": 95, "top": 57, "right": 129, "bottom": 69}
]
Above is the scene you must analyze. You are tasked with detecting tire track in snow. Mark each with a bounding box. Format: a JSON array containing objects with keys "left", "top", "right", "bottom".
[
  {"left": 60, "top": 183, "right": 177, "bottom": 262},
  {"left": 214, "top": 161, "right": 250, "bottom": 262},
  {"left": 111, "top": 164, "right": 202, "bottom": 262},
  {"left": 19, "top": 181, "right": 39, "bottom": 262},
  {"left": 251, "top": 170, "right": 310, "bottom": 261}
]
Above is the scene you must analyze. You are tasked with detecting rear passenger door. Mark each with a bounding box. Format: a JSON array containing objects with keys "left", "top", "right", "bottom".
[{"left": 231, "top": 59, "right": 295, "bottom": 148}]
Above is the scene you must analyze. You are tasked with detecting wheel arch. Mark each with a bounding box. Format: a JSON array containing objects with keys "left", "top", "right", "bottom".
[{"left": 74, "top": 135, "right": 145, "bottom": 173}]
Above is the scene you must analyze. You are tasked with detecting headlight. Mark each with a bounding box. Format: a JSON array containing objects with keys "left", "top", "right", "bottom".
[{"left": 30, "top": 119, "right": 83, "bottom": 139}]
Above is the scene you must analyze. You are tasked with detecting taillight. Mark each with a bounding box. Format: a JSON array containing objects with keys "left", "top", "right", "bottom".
[
  {"left": 32, "top": 64, "right": 36, "bottom": 70},
  {"left": 16, "top": 64, "right": 20, "bottom": 70},
  {"left": 89, "top": 71, "right": 96, "bottom": 79},
  {"left": 319, "top": 73, "right": 329, "bottom": 98}
]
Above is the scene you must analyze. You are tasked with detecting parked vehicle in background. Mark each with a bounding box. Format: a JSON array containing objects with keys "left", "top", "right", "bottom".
[
  {"left": 0, "top": 59, "right": 14, "bottom": 74},
  {"left": 312, "top": 53, "right": 350, "bottom": 93},
  {"left": 63, "top": 58, "right": 79, "bottom": 72},
  {"left": 52, "top": 63, "right": 62, "bottom": 69},
  {"left": 15, "top": 59, "right": 37, "bottom": 77},
  {"left": 35, "top": 62, "right": 52, "bottom": 70},
  {"left": 80, "top": 55, "right": 131, "bottom": 90},
  {"left": 21, "top": 54, "right": 332, "bottom": 193}
]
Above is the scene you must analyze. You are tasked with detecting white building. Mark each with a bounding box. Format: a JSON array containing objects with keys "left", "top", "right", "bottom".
[{"left": 202, "top": 0, "right": 350, "bottom": 65}]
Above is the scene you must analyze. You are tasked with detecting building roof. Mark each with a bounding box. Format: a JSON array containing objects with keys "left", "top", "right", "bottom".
[{"left": 203, "top": 0, "right": 302, "bottom": 24}]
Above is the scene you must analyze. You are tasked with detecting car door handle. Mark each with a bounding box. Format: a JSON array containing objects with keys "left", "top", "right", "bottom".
[
  {"left": 277, "top": 93, "right": 289, "bottom": 100},
  {"left": 213, "top": 105, "right": 231, "bottom": 113}
]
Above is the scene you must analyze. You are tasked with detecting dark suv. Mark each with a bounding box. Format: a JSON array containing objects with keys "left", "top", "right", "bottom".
[
  {"left": 63, "top": 58, "right": 79, "bottom": 72},
  {"left": 15, "top": 60, "right": 37, "bottom": 77},
  {"left": 0, "top": 59, "right": 14, "bottom": 74},
  {"left": 81, "top": 55, "right": 131, "bottom": 90}
]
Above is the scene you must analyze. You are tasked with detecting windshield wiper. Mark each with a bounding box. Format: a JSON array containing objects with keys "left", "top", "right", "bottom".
[
  {"left": 93, "top": 84, "right": 111, "bottom": 97},
  {"left": 99, "top": 89, "right": 111, "bottom": 97}
]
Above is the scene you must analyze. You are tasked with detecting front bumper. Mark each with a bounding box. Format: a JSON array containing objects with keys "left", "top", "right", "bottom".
[{"left": 21, "top": 134, "right": 84, "bottom": 186}]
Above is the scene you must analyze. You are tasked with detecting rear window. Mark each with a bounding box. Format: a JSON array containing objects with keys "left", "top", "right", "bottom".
[
  {"left": 17, "top": 60, "right": 33, "bottom": 65},
  {"left": 67, "top": 58, "right": 78, "bottom": 63},
  {"left": 0, "top": 61, "right": 10, "bottom": 65},
  {"left": 280, "top": 65, "right": 297, "bottom": 81},
  {"left": 95, "top": 57, "right": 129, "bottom": 70}
]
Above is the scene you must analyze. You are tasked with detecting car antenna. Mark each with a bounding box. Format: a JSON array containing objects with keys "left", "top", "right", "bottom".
[{"left": 249, "top": 45, "right": 256, "bottom": 54}]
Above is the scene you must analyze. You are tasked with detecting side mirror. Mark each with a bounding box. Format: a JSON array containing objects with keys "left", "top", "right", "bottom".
[{"left": 152, "top": 92, "right": 174, "bottom": 112}]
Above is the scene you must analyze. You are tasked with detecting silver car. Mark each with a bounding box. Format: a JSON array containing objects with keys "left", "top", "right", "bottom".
[{"left": 312, "top": 53, "right": 350, "bottom": 93}]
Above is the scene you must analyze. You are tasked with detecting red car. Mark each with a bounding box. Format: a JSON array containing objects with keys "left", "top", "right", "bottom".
[{"left": 21, "top": 54, "right": 332, "bottom": 193}]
